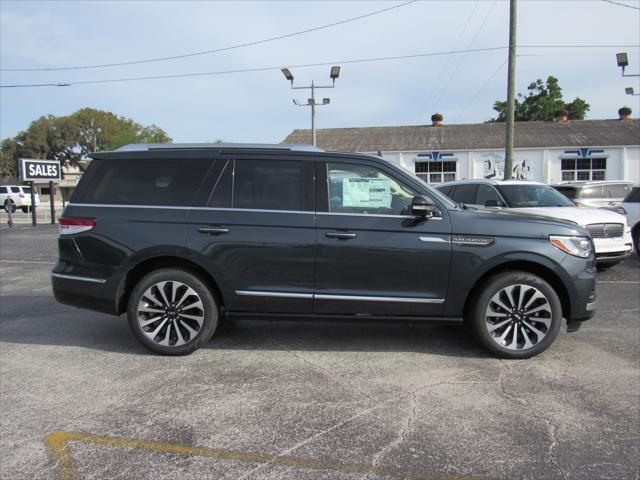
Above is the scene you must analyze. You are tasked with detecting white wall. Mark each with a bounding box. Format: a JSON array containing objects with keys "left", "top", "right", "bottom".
[{"left": 379, "top": 145, "right": 638, "bottom": 185}]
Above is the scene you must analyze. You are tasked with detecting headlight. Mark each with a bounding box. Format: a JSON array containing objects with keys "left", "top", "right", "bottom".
[{"left": 549, "top": 235, "right": 593, "bottom": 258}]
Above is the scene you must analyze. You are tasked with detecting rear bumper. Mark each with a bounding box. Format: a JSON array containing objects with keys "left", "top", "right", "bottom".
[{"left": 51, "top": 265, "right": 121, "bottom": 315}]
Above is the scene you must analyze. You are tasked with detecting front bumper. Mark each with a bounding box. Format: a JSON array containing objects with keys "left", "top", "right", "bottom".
[{"left": 593, "top": 236, "right": 633, "bottom": 263}]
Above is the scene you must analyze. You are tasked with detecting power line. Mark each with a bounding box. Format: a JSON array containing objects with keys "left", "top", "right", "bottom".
[
  {"left": 1, "top": 45, "right": 637, "bottom": 89},
  {"left": 601, "top": 0, "right": 640, "bottom": 10},
  {"left": 432, "top": 0, "right": 498, "bottom": 112},
  {"left": 416, "top": 0, "right": 480, "bottom": 123},
  {"left": 0, "top": 47, "right": 505, "bottom": 88},
  {"left": 453, "top": 58, "right": 507, "bottom": 123},
  {"left": 0, "top": 1, "right": 418, "bottom": 72}
]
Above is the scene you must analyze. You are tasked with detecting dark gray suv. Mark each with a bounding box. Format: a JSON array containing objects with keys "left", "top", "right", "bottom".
[{"left": 52, "top": 144, "right": 596, "bottom": 359}]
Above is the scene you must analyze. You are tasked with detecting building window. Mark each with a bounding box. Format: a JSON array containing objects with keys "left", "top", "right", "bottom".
[
  {"left": 561, "top": 158, "right": 606, "bottom": 181},
  {"left": 415, "top": 161, "right": 456, "bottom": 184}
]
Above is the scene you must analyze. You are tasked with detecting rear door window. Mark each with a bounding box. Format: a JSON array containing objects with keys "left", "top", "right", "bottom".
[
  {"left": 581, "top": 186, "right": 604, "bottom": 199},
  {"left": 10, "top": 187, "right": 20, "bottom": 193},
  {"left": 437, "top": 185, "right": 453, "bottom": 197},
  {"left": 450, "top": 184, "right": 478, "bottom": 205},
  {"left": 0, "top": 187, "right": 7, "bottom": 194},
  {"left": 81, "top": 158, "right": 211, "bottom": 206},
  {"left": 233, "top": 159, "right": 310, "bottom": 211}
]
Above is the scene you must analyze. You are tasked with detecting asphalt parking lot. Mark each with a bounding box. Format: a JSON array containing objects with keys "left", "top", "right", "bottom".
[{"left": 1, "top": 225, "right": 638, "bottom": 480}]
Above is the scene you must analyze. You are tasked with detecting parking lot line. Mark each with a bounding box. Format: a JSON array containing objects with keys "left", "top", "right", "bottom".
[{"left": 44, "top": 431, "right": 484, "bottom": 480}]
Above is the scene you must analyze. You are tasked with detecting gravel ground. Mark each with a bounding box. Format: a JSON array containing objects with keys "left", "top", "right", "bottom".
[{"left": 1, "top": 225, "right": 638, "bottom": 480}]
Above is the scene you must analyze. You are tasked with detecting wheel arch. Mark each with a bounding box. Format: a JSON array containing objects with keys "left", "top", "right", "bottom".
[
  {"left": 116, "top": 255, "right": 225, "bottom": 315},
  {"left": 462, "top": 260, "right": 572, "bottom": 322}
]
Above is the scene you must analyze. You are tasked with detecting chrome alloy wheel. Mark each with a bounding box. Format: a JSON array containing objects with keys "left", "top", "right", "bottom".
[
  {"left": 484, "top": 284, "right": 552, "bottom": 351},
  {"left": 136, "top": 281, "right": 205, "bottom": 347}
]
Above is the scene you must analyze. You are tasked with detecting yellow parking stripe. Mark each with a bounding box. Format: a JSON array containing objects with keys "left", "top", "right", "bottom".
[{"left": 44, "top": 430, "right": 484, "bottom": 480}]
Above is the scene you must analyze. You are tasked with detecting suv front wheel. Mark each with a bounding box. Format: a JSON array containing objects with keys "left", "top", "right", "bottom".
[
  {"left": 127, "top": 269, "right": 219, "bottom": 355},
  {"left": 469, "top": 271, "right": 562, "bottom": 359}
]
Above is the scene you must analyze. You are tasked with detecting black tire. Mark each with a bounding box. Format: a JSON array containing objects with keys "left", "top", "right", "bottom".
[
  {"left": 4, "top": 200, "right": 16, "bottom": 214},
  {"left": 633, "top": 227, "right": 640, "bottom": 256},
  {"left": 468, "top": 271, "right": 563, "bottom": 359},
  {"left": 21, "top": 207, "right": 28, "bottom": 213},
  {"left": 127, "top": 268, "right": 219, "bottom": 355}
]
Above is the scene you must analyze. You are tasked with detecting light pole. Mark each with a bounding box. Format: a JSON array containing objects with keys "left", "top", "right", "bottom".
[
  {"left": 616, "top": 53, "right": 639, "bottom": 77},
  {"left": 282, "top": 66, "right": 340, "bottom": 147}
]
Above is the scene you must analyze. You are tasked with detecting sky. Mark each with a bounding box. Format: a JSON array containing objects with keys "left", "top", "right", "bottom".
[{"left": 1, "top": 0, "right": 639, "bottom": 144}]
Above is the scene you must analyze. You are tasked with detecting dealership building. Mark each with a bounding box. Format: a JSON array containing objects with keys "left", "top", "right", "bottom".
[{"left": 283, "top": 114, "right": 639, "bottom": 185}]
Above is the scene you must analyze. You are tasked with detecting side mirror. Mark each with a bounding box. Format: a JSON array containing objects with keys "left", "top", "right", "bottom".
[
  {"left": 484, "top": 199, "right": 500, "bottom": 207},
  {"left": 411, "top": 196, "right": 439, "bottom": 218}
]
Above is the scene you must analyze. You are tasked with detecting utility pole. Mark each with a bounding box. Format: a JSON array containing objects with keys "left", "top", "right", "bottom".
[
  {"left": 281, "top": 66, "right": 341, "bottom": 147},
  {"left": 504, "top": 0, "right": 517, "bottom": 180}
]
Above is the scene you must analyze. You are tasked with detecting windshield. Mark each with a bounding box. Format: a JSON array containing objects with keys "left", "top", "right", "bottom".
[{"left": 499, "top": 185, "right": 575, "bottom": 208}]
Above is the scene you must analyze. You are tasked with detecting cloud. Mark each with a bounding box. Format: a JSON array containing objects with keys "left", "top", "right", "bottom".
[{"left": 1, "top": 0, "right": 639, "bottom": 143}]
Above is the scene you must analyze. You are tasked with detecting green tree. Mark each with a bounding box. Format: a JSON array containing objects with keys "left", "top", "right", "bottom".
[
  {"left": 0, "top": 108, "right": 172, "bottom": 177},
  {"left": 491, "top": 76, "right": 590, "bottom": 122}
]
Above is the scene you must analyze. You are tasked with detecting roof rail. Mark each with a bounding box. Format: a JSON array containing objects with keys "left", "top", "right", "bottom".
[{"left": 114, "top": 143, "right": 324, "bottom": 153}]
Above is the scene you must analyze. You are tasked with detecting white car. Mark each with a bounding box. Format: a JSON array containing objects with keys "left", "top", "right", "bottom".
[
  {"left": 553, "top": 181, "right": 634, "bottom": 209},
  {"left": 436, "top": 179, "right": 633, "bottom": 267},
  {"left": 0, "top": 185, "right": 40, "bottom": 213},
  {"left": 605, "top": 186, "right": 640, "bottom": 255}
]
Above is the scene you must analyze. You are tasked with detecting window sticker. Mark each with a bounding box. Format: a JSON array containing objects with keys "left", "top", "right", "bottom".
[{"left": 342, "top": 178, "right": 391, "bottom": 208}]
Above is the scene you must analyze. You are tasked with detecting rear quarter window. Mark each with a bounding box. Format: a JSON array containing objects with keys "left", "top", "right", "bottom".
[
  {"left": 604, "top": 184, "right": 632, "bottom": 199},
  {"left": 80, "top": 158, "right": 212, "bottom": 206}
]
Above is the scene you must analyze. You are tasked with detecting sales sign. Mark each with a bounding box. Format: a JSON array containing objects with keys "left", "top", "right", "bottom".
[{"left": 19, "top": 159, "right": 62, "bottom": 183}]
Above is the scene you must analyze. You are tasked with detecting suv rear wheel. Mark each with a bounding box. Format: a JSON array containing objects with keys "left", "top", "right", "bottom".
[
  {"left": 127, "top": 269, "right": 219, "bottom": 355},
  {"left": 469, "top": 271, "right": 562, "bottom": 359}
]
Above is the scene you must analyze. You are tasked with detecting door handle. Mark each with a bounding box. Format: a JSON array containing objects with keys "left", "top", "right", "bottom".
[
  {"left": 326, "top": 232, "right": 357, "bottom": 240},
  {"left": 198, "top": 227, "right": 229, "bottom": 235}
]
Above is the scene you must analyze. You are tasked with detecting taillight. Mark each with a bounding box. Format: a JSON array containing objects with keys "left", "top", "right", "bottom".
[{"left": 58, "top": 217, "right": 96, "bottom": 235}]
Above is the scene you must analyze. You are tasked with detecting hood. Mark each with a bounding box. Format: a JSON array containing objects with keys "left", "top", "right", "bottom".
[{"left": 513, "top": 207, "right": 627, "bottom": 227}]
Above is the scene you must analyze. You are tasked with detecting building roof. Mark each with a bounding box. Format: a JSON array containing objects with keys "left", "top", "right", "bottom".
[{"left": 282, "top": 119, "right": 639, "bottom": 152}]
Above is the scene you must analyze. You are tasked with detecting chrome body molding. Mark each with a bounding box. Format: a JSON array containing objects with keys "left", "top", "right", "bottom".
[
  {"left": 68, "top": 203, "right": 443, "bottom": 220},
  {"left": 419, "top": 235, "right": 451, "bottom": 243},
  {"left": 235, "top": 290, "right": 314, "bottom": 299},
  {"left": 51, "top": 272, "right": 107, "bottom": 284},
  {"left": 315, "top": 294, "right": 444, "bottom": 303},
  {"left": 235, "top": 290, "right": 445, "bottom": 304}
]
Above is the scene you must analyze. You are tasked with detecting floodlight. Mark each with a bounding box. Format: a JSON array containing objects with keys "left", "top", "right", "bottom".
[
  {"left": 616, "top": 53, "right": 628, "bottom": 68},
  {"left": 308, "top": 98, "right": 315, "bottom": 105},
  {"left": 330, "top": 66, "right": 341, "bottom": 80},
  {"left": 281, "top": 68, "right": 294, "bottom": 82},
  {"left": 626, "top": 87, "right": 635, "bottom": 95},
  {"left": 323, "top": 98, "right": 330, "bottom": 105}
]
